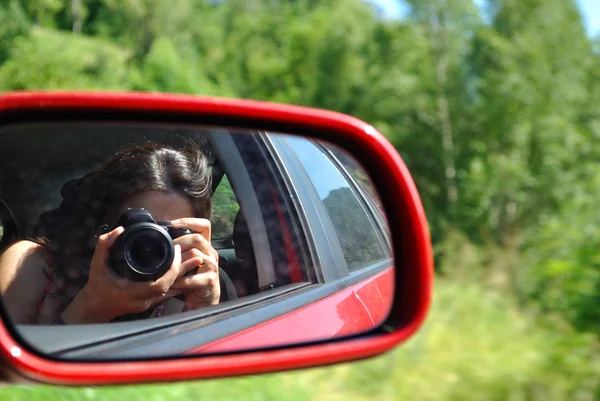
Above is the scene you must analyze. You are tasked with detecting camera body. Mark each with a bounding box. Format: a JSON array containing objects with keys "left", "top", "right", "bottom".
[{"left": 108, "top": 208, "right": 192, "bottom": 282}]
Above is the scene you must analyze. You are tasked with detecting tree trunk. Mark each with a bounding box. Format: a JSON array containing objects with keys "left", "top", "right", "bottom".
[
  {"left": 72, "top": 0, "right": 82, "bottom": 34},
  {"left": 140, "top": 6, "right": 155, "bottom": 57},
  {"left": 429, "top": 1, "right": 458, "bottom": 217}
]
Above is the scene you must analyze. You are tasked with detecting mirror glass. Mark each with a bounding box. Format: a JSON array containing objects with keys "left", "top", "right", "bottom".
[{"left": 0, "top": 122, "right": 393, "bottom": 360}]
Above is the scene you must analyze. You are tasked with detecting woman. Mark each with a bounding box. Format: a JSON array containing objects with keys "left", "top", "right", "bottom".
[{"left": 0, "top": 142, "right": 221, "bottom": 324}]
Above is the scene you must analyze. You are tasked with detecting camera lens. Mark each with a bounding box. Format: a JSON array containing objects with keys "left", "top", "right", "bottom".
[
  {"left": 126, "top": 230, "right": 170, "bottom": 275},
  {"left": 129, "top": 232, "right": 168, "bottom": 272},
  {"left": 110, "top": 222, "right": 175, "bottom": 281}
]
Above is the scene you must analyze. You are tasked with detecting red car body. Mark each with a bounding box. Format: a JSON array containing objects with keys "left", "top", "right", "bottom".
[{"left": 191, "top": 267, "right": 393, "bottom": 354}]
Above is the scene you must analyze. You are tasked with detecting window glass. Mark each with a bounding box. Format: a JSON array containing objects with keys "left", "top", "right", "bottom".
[
  {"left": 210, "top": 174, "right": 240, "bottom": 239},
  {"left": 325, "top": 145, "right": 381, "bottom": 207},
  {"left": 287, "top": 136, "right": 387, "bottom": 271},
  {"left": 323, "top": 144, "right": 390, "bottom": 238}
]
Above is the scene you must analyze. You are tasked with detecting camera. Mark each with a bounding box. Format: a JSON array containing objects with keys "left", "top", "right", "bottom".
[{"left": 107, "top": 208, "right": 192, "bottom": 282}]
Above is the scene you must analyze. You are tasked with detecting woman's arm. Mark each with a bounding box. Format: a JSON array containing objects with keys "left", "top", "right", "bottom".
[{"left": 0, "top": 241, "right": 50, "bottom": 325}]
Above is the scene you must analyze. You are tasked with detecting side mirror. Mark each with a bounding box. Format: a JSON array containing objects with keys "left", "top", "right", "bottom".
[{"left": 0, "top": 91, "right": 433, "bottom": 385}]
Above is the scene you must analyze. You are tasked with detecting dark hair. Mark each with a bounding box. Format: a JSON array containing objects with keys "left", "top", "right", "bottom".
[{"left": 34, "top": 142, "right": 212, "bottom": 302}]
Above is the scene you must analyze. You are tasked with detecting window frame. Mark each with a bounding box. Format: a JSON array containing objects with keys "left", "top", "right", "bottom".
[
  {"left": 268, "top": 134, "right": 349, "bottom": 283},
  {"left": 258, "top": 133, "right": 322, "bottom": 285}
]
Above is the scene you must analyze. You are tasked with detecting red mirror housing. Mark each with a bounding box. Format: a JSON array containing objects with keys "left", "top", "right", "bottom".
[{"left": 0, "top": 91, "right": 433, "bottom": 385}]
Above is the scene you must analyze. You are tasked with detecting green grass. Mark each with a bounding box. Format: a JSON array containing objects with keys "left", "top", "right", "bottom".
[{"left": 1, "top": 278, "right": 598, "bottom": 401}]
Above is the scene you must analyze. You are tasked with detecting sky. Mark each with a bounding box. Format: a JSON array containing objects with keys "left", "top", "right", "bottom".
[
  {"left": 371, "top": 0, "right": 600, "bottom": 38},
  {"left": 285, "top": 135, "right": 350, "bottom": 200}
]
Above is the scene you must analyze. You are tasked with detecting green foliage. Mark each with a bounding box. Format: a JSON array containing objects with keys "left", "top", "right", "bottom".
[
  {"left": 523, "top": 164, "right": 600, "bottom": 333},
  {"left": 18, "top": 0, "right": 64, "bottom": 27},
  {"left": 0, "top": 27, "right": 131, "bottom": 90},
  {"left": 462, "top": 0, "right": 592, "bottom": 244},
  {"left": 211, "top": 175, "right": 240, "bottom": 239},
  {"left": 0, "top": 1, "right": 599, "bottom": 397},
  {"left": 323, "top": 187, "right": 386, "bottom": 270},
  {"left": 0, "top": 0, "right": 30, "bottom": 62},
  {"left": 130, "top": 36, "right": 219, "bottom": 95},
  {"left": 336, "top": 278, "right": 600, "bottom": 401}
]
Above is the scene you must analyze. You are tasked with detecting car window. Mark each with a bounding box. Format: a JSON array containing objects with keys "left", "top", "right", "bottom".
[
  {"left": 322, "top": 144, "right": 391, "bottom": 242},
  {"left": 286, "top": 136, "right": 388, "bottom": 272},
  {"left": 210, "top": 174, "right": 240, "bottom": 239},
  {"left": 325, "top": 145, "right": 381, "bottom": 207}
]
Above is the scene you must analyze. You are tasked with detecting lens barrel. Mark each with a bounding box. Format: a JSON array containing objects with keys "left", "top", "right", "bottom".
[{"left": 109, "top": 222, "right": 174, "bottom": 282}]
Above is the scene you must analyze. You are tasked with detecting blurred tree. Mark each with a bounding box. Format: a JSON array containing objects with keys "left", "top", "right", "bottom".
[
  {"left": 404, "top": 0, "right": 481, "bottom": 221},
  {"left": 211, "top": 175, "right": 240, "bottom": 239},
  {"left": 0, "top": 27, "right": 131, "bottom": 90},
  {"left": 130, "top": 36, "right": 218, "bottom": 95},
  {"left": 323, "top": 187, "right": 387, "bottom": 270},
  {"left": 466, "top": 0, "right": 591, "bottom": 242},
  {"left": 467, "top": 0, "right": 596, "bottom": 314},
  {"left": 17, "top": 0, "right": 63, "bottom": 26},
  {"left": 0, "top": 0, "right": 30, "bottom": 63}
]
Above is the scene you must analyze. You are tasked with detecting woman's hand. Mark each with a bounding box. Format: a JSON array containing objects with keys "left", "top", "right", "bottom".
[
  {"left": 170, "top": 218, "right": 221, "bottom": 310},
  {"left": 61, "top": 226, "right": 199, "bottom": 324}
]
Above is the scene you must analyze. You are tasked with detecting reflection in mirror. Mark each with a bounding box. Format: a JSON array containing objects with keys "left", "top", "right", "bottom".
[
  {"left": 0, "top": 197, "right": 18, "bottom": 253},
  {"left": 0, "top": 122, "right": 393, "bottom": 360}
]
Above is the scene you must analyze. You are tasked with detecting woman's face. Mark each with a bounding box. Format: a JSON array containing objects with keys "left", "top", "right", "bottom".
[{"left": 119, "top": 191, "right": 194, "bottom": 222}]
